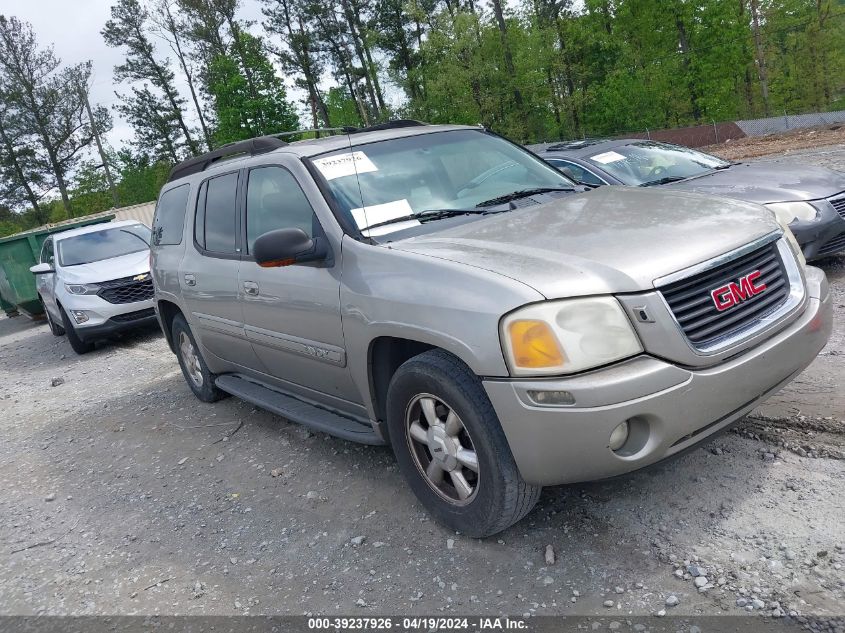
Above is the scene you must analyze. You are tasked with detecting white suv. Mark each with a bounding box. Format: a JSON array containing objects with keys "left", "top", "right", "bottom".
[{"left": 30, "top": 220, "right": 157, "bottom": 354}]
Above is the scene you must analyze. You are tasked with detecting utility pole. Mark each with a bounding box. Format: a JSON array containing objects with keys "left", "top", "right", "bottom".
[{"left": 79, "top": 83, "right": 119, "bottom": 208}]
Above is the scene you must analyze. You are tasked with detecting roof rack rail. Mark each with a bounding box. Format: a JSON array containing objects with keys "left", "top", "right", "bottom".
[
  {"left": 167, "top": 135, "right": 288, "bottom": 183},
  {"left": 346, "top": 119, "right": 427, "bottom": 134}
]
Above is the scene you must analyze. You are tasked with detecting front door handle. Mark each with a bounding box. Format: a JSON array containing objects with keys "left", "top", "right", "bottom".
[
  {"left": 184, "top": 273, "right": 196, "bottom": 286},
  {"left": 243, "top": 281, "right": 259, "bottom": 296}
]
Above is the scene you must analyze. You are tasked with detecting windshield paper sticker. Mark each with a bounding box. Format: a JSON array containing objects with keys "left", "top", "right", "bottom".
[
  {"left": 351, "top": 199, "right": 415, "bottom": 231},
  {"left": 313, "top": 151, "right": 377, "bottom": 180},
  {"left": 590, "top": 150, "right": 625, "bottom": 164}
]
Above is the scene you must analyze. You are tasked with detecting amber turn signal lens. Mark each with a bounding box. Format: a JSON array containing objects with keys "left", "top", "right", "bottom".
[{"left": 508, "top": 320, "right": 565, "bottom": 368}]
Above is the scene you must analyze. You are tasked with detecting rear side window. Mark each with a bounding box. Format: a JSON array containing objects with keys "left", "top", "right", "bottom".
[
  {"left": 152, "top": 184, "right": 190, "bottom": 246},
  {"left": 195, "top": 172, "right": 239, "bottom": 255}
]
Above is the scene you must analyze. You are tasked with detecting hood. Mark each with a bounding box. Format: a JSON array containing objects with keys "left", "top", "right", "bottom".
[
  {"left": 388, "top": 187, "right": 779, "bottom": 299},
  {"left": 59, "top": 250, "right": 150, "bottom": 284},
  {"left": 662, "top": 161, "right": 845, "bottom": 204}
]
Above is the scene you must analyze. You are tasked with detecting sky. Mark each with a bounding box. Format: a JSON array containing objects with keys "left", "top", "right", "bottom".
[{"left": 0, "top": 0, "right": 267, "bottom": 150}]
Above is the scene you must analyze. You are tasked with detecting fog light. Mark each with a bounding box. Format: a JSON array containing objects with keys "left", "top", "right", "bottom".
[
  {"left": 526, "top": 389, "right": 575, "bottom": 406},
  {"left": 71, "top": 310, "right": 89, "bottom": 324},
  {"left": 609, "top": 421, "right": 629, "bottom": 451}
]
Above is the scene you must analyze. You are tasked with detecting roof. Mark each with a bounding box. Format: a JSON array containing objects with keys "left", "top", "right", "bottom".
[
  {"left": 284, "top": 124, "right": 476, "bottom": 157},
  {"left": 165, "top": 123, "right": 479, "bottom": 185},
  {"left": 49, "top": 219, "right": 146, "bottom": 242},
  {"left": 537, "top": 138, "right": 642, "bottom": 158}
]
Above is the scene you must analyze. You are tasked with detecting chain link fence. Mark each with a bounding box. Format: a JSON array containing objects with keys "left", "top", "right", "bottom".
[
  {"left": 532, "top": 108, "right": 845, "bottom": 150},
  {"left": 736, "top": 109, "right": 845, "bottom": 137}
]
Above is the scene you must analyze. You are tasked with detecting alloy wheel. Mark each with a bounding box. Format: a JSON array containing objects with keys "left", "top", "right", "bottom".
[
  {"left": 405, "top": 393, "right": 480, "bottom": 505},
  {"left": 179, "top": 331, "right": 204, "bottom": 388}
]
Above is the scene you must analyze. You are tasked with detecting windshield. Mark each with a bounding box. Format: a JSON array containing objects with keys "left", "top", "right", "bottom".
[
  {"left": 57, "top": 225, "right": 152, "bottom": 267},
  {"left": 310, "top": 129, "right": 574, "bottom": 235},
  {"left": 585, "top": 141, "right": 730, "bottom": 186}
]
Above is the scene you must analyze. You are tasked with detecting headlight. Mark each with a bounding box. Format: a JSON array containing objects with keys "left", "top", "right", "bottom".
[
  {"left": 771, "top": 214, "right": 807, "bottom": 268},
  {"left": 501, "top": 297, "right": 643, "bottom": 376},
  {"left": 64, "top": 283, "right": 100, "bottom": 295},
  {"left": 765, "top": 201, "right": 817, "bottom": 224}
]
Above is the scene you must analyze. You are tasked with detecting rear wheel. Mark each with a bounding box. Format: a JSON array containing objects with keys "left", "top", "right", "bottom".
[
  {"left": 386, "top": 349, "right": 541, "bottom": 537},
  {"left": 171, "top": 314, "right": 226, "bottom": 402},
  {"left": 59, "top": 306, "right": 93, "bottom": 355}
]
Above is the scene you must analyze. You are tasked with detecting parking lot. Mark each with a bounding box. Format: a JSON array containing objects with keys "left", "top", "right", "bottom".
[{"left": 1, "top": 147, "right": 843, "bottom": 621}]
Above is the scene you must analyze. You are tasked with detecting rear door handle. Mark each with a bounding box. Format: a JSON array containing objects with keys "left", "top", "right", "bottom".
[
  {"left": 243, "top": 281, "right": 259, "bottom": 296},
  {"left": 184, "top": 273, "right": 196, "bottom": 286}
]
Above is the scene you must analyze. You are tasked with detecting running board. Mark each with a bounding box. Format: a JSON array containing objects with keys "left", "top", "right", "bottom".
[{"left": 215, "top": 375, "right": 385, "bottom": 445}]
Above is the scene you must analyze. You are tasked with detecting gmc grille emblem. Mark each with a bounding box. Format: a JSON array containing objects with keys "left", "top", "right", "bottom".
[{"left": 710, "top": 270, "right": 767, "bottom": 311}]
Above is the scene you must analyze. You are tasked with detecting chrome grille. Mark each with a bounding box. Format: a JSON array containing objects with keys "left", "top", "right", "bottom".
[
  {"left": 97, "top": 274, "right": 154, "bottom": 305},
  {"left": 829, "top": 194, "right": 845, "bottom": 219},
  {"left": 658, "top": 241, "right": 790, "bottom": 348}
]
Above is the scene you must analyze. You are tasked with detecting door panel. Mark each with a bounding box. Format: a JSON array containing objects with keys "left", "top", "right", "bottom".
[
  {"left": 36, "top": 238, "right": 60, "bottom": 318},
  {"left": 238, "top": 165, "right": 360, "bottom": 407},
  {"left": 178, "top": 170, "right": 258, "bottom": 368}
]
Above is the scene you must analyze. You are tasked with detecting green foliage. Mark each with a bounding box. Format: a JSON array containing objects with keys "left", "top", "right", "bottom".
[{"left": 207, "top": 32, "right": 299, "bottom": 144}]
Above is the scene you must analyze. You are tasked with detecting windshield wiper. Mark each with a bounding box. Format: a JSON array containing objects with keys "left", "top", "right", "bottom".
[
  {"left": 475, "top": 186, "right": 576, "bottom": 207},
  {"left": 638, "top": 176, "right": 690, "bottom": 187},
  {"left": 363, "top": 208, "right": 489, "bottom": 231}
]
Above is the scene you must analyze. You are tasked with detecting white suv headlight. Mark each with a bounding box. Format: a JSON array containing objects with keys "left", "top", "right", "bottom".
[
  {"left": 500, "top": 297, "right": 643, "bottom": 377},
  {"left": 765, "top": 201, "right": 817, "bottom": 224},
  {"left": 64, "top": 283, "right": 101, "bottom": 295}
]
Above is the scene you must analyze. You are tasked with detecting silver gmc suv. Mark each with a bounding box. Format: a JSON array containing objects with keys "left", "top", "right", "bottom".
[{"left": 150, "top": 122, "right": 832, "bottom": 537}]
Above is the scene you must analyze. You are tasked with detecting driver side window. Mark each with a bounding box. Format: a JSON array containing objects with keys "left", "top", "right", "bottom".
[
  {"left": 246, "top": 166, "right": 316, "bottom": 254},
  {"left": 40, "top": 239, "right": 54, "bottom": 265}
]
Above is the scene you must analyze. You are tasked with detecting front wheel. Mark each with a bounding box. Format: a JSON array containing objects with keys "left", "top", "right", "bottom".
[
  {"left": 44, "top": 304, "right": 65, "bottom": 336},
  {"left": 386, "top": 349, "right": 541, "bottom": 537},
  {"left": 59, "top": 306, "right": 93, "bottom": 354},
  {"left": 171, "top": 314, "right": 226, "bottom": 402}
]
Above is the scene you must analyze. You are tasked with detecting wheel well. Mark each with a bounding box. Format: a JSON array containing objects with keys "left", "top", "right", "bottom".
[
  {"left": 369, "top": 337, "right": 435, "bottom": 430},
  {"left": 157, "top": 300, "right": 183, "bottom": 352}
]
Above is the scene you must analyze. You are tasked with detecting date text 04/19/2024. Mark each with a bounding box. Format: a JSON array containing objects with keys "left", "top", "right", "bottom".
[{"left": 307, "top": 617, "right": 528, "bottom": 630}]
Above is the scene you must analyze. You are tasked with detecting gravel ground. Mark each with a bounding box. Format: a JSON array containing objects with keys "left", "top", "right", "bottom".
[{"left": 0, "top": 148, "right": 844, "bottom": 622}]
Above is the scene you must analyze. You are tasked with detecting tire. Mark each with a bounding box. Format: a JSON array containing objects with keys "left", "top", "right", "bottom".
[
  {"left": 386, "top": 349, "right": 541, "bottom": 538},
  {"left": 43, "top": 302, "right": 64, "bottom": 336},
  {"left": 171, "top": 313, "right": 226, "bottom": 403},
  {"left": 59, "top": 305, "right": 94, "bottom": 354}
]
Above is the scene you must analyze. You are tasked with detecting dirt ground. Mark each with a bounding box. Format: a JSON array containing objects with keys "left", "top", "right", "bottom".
[
  {"left": 704, "top": 124, "right": 845, "bottom": 161},
  {"left": 0, "top": 147, "right": 843, "bottom": 623}
]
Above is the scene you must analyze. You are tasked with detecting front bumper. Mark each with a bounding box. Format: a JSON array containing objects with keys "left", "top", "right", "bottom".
[
  {"left": 60, "top": 293, "right": 157, "bottom": 341},
  {"left": 791, "top": 203, "right": 845, "bottom": 260},
  {"left": 484, "top": 266, "right": 832, "bottom": 486}
]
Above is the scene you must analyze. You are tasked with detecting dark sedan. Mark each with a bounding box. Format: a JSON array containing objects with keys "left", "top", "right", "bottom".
[{"left": 535, "top": 139, "right": 845, "bottom": 260}]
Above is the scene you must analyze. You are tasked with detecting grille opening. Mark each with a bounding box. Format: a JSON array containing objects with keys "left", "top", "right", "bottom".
[
  {"left": 659, "top": 241, "right": 789, "bottom": 348},
  {"left": 828, "top": 194, "right": 845, "bottom": 220},
  {"left": 97, "top": 275, "right": 154, "bottom": 305}
]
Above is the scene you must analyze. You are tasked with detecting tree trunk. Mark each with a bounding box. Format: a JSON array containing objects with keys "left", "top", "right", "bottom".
[
  {"left": 338, "top": 0, "right": 380, "bottom": 118},
  {"left": 675, "top": 14, "right": 702, "bottom": 121},
  {"left": 0, "top": 115, "right": 43, "bottom": 218},
  {"left": 135, "top": 22, "right": 199, "bottom": 154},
  {"left": 748, "top": 0, "right": 771, "bottom": 116},
  {"left": 225, "top": 17, "right": 265, "bottom": 128},
  {"left": 163, "top": 2, "right": 212, "bottom": 150},
  {"left": 490, "top": 0, "right": 524, "bottom": 108}
]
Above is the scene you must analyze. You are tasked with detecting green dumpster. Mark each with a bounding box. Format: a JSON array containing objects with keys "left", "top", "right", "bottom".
[{"left": 0, "top": 215, "right": 114, "bottom": 317}]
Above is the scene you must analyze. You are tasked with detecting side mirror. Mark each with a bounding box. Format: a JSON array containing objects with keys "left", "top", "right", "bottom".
[
  {"left": 253, "top": 228, "right": 329, "bottom": 268},
  {"left": 30, "top": 262, "right": 54, "bottom": 275}
]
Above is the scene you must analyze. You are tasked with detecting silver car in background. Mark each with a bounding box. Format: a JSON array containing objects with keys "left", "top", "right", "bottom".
[{"left": 29, "top": 220, "right": 157, "bottom": 354}]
